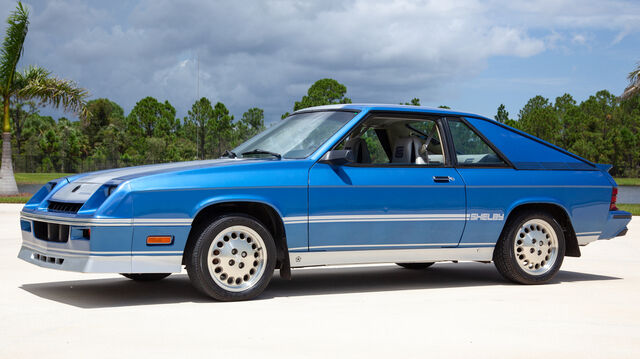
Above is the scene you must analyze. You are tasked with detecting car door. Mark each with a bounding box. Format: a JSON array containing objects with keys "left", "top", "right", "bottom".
[{"left": 307, "top": 115, "right": 466, "bottom": 251}]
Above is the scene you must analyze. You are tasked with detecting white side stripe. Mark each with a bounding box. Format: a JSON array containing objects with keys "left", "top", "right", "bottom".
[
  {"left": 576, "top": 231, "right": 601, "bottom": 236},
  {"left": 284, "top": 214, "right": 466, "bottom": 224},
  {"left": 21, "top": 212, "right": 192, "bottom": 227}
]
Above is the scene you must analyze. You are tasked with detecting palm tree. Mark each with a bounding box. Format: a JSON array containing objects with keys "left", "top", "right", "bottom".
[
  {"left": 621, "top": 62, "right": 640, "bottom": 100},
  {"left": 1, "top": 2, "right": 89, "bottom": 195}
]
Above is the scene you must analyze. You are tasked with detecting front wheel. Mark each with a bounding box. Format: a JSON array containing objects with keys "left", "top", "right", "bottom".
[
  {"left": 494, "top": 211, "right": 565, "bottom": 284},
  {"left": 186, "top": 215, "right": 276, "bottom": 301}
]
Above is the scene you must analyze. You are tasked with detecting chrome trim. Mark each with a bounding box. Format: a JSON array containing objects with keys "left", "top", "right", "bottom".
[{"left": 290, "top": 247, "right": 494, "bottom": 268}]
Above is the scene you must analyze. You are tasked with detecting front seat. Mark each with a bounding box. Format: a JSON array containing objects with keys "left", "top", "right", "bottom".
[
  {"left": 392, "top": 136, "right": 428, "bottom": 164},
  {"left": 344, "top": 137, "right": 371, "bottom": 164}
]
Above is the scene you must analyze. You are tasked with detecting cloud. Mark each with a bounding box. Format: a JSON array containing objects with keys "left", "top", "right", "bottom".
[{"left": 4, "top": 0, "right": 639, "bottom": 122}]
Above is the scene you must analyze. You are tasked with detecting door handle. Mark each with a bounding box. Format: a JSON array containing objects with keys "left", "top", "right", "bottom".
[{"left": 433, "top": 176, "right": 454, "bottom": 183}]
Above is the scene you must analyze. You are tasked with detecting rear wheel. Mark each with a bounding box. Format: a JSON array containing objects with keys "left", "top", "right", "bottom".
[
  {"left": 494, "top": 211, "right": 565, "bottom": 284},
  {"left": 396, "top": 262, "right": 435, "bottom": 270},
  {"left": 120, "top": 273, "right": 171, "bottom": 281},
  {"left": 186, "top": 215, "right": 276, "bottom": 301}
]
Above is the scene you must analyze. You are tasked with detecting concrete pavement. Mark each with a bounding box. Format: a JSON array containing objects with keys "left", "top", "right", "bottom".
[{"left": 1, "top": 203, "right": 638, "bottom": 358}]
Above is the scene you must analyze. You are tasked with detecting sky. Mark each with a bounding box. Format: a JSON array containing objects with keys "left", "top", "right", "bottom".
[{"left": 2, "top": 0, "right": 640, "bottom": 124}]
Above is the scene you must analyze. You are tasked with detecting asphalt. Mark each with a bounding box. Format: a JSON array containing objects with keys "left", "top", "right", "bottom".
[{"left": 0, "top": 203, "right": 638, "bottom": 358}]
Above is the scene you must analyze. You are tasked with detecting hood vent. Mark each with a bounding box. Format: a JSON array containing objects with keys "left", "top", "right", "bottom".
[{"left": 48, "top": 201, "right": 83, "bottom": 214}]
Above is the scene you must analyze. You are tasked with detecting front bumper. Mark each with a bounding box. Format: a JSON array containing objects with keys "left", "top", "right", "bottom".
[
  {"left": 18, "top": 211, "right": 184, "bottom": 273},
  {"left": 18, "top": 245, "right": 133, "bottom": 272}
]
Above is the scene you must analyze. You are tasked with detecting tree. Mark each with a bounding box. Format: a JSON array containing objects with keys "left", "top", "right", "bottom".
[
  {"left": 495, "top": 104, "right": 510, "bottom": 124},
  {"left": 82, "top": 98, "right": 124, "bottom": 145},
  {"left": 622, "top": 61, "right": 640, "bottom": 100},
  {"left": 185, "top": 97, "right": 214, "bottom": 159},
  {"left": 283, "top": 78, "right": 351, "bottom": 118},
  {"left": 209, "top": 102, "right": 234, "bottom": 157},
  {"left": 517, "top": 95, "right": 559, "bottom": 143},
  {"left": 0, "top": 3, "right": 88, "bottom": 194},
  {"left": 403, "top": 98, "right": 420, "bottom": 106},
  {"left": 553, "top": 94, "right": 577, "bottom": 148},
  {"left": 236, "top": 107, "right": 265, "bottom": 143},
  {"left": 126, "top": 97, "right": 178, "bottom": 163},
  {"left": 10, "top": 99, "right": 36, "bottom": 153},
  {"left": 127, "top": 97, "right": 177, "bottom": 139}
]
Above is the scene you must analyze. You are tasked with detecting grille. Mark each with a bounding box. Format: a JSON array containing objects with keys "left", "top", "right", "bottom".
[
  {"left": 48, "top": 201, "right": 83, "bottom": 213},
  {"left": 33, "top": 221, "right": 70, "bottom": 242},
  {"left": 33, "top": 253, "right": 65, "bottom": 265}
]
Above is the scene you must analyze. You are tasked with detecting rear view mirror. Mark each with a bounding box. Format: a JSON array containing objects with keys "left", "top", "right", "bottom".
[{"left": 320, "top": 150, "right": 354, "bottom": 165}]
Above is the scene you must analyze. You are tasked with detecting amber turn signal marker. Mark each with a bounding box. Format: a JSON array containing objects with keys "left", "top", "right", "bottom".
[{"left": 146, "top": 236, "right": 173, "bottom": 245}]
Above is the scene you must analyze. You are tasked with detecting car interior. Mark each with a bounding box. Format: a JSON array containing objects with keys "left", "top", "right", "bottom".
[{"left": 335, "top": 116, "right": 446, "bottom": 165}]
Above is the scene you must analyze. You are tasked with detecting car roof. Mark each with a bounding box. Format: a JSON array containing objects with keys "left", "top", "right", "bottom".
[{"left": 292, "top": 103, "right": 489, "bottom": 120}]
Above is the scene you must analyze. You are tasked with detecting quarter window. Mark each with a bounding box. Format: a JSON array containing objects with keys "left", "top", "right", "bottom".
[{"left": 448, "top": 119, "right": 505, "bottom": 166}]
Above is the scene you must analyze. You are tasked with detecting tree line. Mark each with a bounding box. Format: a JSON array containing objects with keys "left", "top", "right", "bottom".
[
  {"left": 10, "top": 96, "right": 266, "bottom": 172},
  {"left": 7, "top": 79, "right": 640, "bottom": 176}
]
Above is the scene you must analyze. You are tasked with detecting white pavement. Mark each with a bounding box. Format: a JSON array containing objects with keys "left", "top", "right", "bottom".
[{"left": 0, "top": 203, "right": 638, "bottom": 358}]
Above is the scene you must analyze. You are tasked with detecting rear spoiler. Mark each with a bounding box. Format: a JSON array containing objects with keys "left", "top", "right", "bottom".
[{"left": 595, "top": 163, "right": 613, "bottom": 173}]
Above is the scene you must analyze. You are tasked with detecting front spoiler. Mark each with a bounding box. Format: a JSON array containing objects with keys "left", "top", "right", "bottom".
[{"left": 18, "top": 245, "right": 133, "bottom": 272}]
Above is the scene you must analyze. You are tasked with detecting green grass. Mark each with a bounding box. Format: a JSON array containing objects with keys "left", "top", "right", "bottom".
[
  {"left": 14, "top": 173, "right": 74, "bottom": 185},
  {"left": 614, "top": 178, "right": 640, "bottom": 186},
  {"left": 0, "top": 195, "right": 31, "bottom": 203},
  {"left": 618, "top": 204, "right": 640, "bottom": 216}
]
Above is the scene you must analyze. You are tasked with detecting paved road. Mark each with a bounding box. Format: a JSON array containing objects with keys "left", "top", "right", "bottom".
[{"left": 1, "top": 204, "right": 638, "bottom": 358}]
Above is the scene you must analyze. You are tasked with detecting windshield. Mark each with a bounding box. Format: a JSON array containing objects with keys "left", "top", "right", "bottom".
[{"left": 233, "top": 110, "right": 357, "bottom": 159}]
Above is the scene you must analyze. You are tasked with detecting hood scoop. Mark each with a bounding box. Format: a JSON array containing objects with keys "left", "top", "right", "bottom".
[{"left": 49, "top": 182, "right": 103, "bottom": 203}]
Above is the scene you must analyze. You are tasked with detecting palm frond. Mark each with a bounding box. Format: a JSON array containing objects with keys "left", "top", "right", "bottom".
[
  {"left": 622, "top": 64, "right": 640, "bottom": 100},
  {"left": 16, "top": 66, "right": 90, "bottom": 120},
  {"left": 0, "top": 2, "right": 29, "bottom": 94}
]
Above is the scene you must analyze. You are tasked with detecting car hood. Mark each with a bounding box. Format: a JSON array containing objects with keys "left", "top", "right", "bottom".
[{"left": 49, "top": 158, "right": 255, "bottom": 203}]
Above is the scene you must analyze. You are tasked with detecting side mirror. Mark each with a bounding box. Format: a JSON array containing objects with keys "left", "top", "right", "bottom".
[{"left": 320, "top": 150, "right": 354, "bottom": 165}]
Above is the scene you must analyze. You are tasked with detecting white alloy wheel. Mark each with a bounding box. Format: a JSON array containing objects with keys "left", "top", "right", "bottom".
[
  {"left": 207, "top": 225, "right": 267, "bottom": 292},
  {"left": 513, "top": 219, "right": 559, "bottom": 275}
]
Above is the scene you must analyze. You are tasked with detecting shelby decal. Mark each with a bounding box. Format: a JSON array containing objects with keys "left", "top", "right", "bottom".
[{"left": 468, "top": 213, "right": 504, "bottom": 221}]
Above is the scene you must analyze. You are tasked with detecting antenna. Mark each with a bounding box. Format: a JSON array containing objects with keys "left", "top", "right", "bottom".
[
  {"left": 197, "top": 52, "right": 200, "bottom": 100},
  {"left": 196, "top": 52, "right": 200, "bottom": 159}
]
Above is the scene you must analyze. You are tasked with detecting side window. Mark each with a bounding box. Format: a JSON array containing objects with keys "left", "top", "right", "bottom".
[
  {"left": 448, "top": 119, "right": 505, "bottom": 166},
  {"left": 335, "top": 117, "right": 446, "bottom": 166}
]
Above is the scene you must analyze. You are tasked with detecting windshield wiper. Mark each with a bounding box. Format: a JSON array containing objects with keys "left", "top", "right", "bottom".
[
  {"left": 221, "top": 150, "right": 237, "bottom": 158},
  {"left": 241, "top": 149, "right": 282, "bottom": 160}
]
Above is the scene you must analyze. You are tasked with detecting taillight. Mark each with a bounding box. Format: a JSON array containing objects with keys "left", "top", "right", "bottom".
[{"left": 610, "top": 187, "right": 618, "bottom": 211}]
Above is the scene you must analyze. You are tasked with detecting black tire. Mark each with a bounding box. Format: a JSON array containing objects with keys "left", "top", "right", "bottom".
[
  {"left": 493, "top": 210, "right": 565, "bottom": 284},
  {"left": 396, "top": 262, "right": 435, "bottom": 270},
  {"left": 120, "top": 273, "right": 171, "bottom": 281},
  {"left": 186, "top": 214, "right": 276, "bottom": 301}
]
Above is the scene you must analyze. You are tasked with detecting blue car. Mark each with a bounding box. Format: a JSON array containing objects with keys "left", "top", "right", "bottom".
[{"left": 18, "top": 104, "right": 631, "bottom": 301}]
